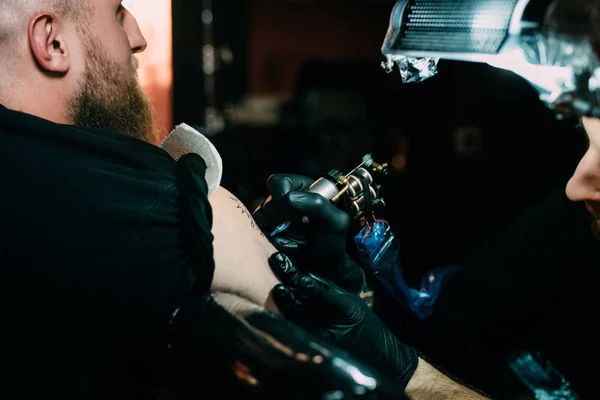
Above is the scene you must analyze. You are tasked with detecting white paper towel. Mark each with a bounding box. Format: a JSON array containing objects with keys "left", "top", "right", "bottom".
[{"left": 159, "top": 123, "right": 223, "bottom": 197}]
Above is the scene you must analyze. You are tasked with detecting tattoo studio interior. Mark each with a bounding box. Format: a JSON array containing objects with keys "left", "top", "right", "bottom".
[{"left": 4, "top": 0, "right": 600, "bottom": 399}]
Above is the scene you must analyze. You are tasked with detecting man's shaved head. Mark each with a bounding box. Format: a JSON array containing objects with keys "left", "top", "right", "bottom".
[
  {"left": 0, "top": 1, "right": 155, "bottom": 143},
  {"left": 0, "top": 0, "right": 89, "bottom": 94},
  {"left": 0, "top": 0, "right": 88, "bottom": 41}
]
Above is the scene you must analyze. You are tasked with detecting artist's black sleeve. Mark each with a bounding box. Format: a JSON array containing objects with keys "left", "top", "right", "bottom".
[{"left": 397, "top": 187, "right": 599, "bottom": 396}]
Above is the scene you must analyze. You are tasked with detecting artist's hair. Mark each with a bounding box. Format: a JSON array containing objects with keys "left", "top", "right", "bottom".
[{"left": 545, "top": 0, "right": 600, "bottom": 57}]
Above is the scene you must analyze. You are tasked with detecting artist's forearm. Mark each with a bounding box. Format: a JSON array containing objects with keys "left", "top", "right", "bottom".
[{"left": 405, "top": 358, "right": 489, "bottom": 400}]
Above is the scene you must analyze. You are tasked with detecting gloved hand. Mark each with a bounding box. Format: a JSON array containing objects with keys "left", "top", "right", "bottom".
[
  {"left": 269, "top": 252, "right": 419, "bottom": 389},
  {"left": 254, "top": 174, "right": 365, "bottom": 293}
]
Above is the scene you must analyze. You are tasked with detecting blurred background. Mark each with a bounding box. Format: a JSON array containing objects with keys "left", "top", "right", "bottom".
[{"left": 130, "top": 0, "right": 585, "bottom": 290}]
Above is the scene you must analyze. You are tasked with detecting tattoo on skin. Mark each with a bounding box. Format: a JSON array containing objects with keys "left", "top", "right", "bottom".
[
  {"left": 228, "top": 193, "right": 376, "bottom": 308},
  {"left": 229, "top": 196, "right": 266, "bottom": 237}
]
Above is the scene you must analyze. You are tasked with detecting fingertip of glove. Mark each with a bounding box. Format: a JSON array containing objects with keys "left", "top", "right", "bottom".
[
  {"left": 299, "top": 275, "right": 313, "bottom": 287},
  {"left": 299, "top": 275, "right": 321, "bottom": 293},
  {"left": 269, "top": 252, "right": 287, "bottom": 265},
  {"left": 270, "top": 252, "right": 298, "bottom": 275},
  {"left": 272, "top": 283, "right": 289, "bottom": 297},
  {"left": 271, "top": 237, "right": 300, "bottom": 250},
  {"left": 271, "top": 284, "right": 295, "bottom": 308}
]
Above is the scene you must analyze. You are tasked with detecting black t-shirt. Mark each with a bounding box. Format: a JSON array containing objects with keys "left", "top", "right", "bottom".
[
  {"left": 0, "top": 105, "right": 215, "bottom": 397},
  {"left": 397, "top": 186, "right": 600, "bottom": 398}
]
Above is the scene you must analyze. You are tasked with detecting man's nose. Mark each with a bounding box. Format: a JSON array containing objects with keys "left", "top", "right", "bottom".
[
  {"left": 566, "top": 150, "right": 600, "bottom": 203},
  {"left": 123, "top": 9, "right": 148, "bottom": 54}
]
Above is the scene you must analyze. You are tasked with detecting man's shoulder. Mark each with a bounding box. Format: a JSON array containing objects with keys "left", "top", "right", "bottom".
[
  {"left": 0, "top": 104, "right": 178, "bottom": 193},
  {"left": 0, "top": 105, "right": 185, "bottom": 263}
]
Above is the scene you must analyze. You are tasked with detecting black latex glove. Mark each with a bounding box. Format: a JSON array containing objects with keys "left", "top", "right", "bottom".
[
  {"left": 254, "top": 174, "right": 365, "bottom": 293},
  {"left": 269, "top": 252, "right": 419, "bottom": 389}
]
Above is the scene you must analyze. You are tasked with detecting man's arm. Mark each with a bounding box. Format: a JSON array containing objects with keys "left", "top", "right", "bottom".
[
  {"left": 209, "top": 186, "right": 281, "bottom": 313},
  {"left": 406, "top": 358, "right": 488, "bottom": 400},
  {"left": 212, "top": 292, "right": 266, "bottom": 317}
]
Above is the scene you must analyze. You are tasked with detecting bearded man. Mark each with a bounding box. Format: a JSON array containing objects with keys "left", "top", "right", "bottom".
[{"left": 0, "top": 1, "right": 284, "bottom": 397}]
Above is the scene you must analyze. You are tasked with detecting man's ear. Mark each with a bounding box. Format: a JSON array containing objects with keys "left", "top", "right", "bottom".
[{"left": 28, "top": 13, "right": 70, "bottom": 74}]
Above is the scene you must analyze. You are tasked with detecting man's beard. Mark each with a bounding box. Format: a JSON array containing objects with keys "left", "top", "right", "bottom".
[{"left": 67, "top": 35, "right": 155, "bottom": 143}]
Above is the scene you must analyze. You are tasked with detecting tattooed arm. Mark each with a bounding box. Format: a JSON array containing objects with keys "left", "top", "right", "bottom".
[
  {"left": 209, "top": 186, "right": 281, "bottom": 313},
  {"left": 208, "top": 186, "right": 374, "bottom": 314}
]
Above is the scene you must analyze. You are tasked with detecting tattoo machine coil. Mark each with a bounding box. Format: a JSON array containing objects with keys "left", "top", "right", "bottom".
[{"left": 270, "top": 154, "right": 389, "bottom": 237}]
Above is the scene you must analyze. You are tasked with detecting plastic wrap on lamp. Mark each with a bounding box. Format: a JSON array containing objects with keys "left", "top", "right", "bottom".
[
  {"left": 160, "top": 123, "right": 223, "bottom": 197},
  {"left": 380, "top": 0, "right": 600, "bottom": 118},
  {"left": 489, "top": 33, "right": 600, "bottom": 118},
  {"left": 382, "top": 55, "right": 439, "bottom": 84}
]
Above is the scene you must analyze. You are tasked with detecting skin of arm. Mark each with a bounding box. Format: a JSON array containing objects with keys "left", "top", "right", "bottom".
[
  {"left": 212, "top": 292, "right": 266, "bottom": 319},
  {"left": 209, "top": 186, "right": 281, "bottom": 313},
  {"left": 208, "top": 186, "right": 376, "bottom": 314},
  {"left": 405, "top": 358, "right": 489, "bottom": 400}
]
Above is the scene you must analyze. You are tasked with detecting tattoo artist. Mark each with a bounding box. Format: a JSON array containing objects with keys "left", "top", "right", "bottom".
[{"left": 253, "top": 175, "right": 488, "bottom": 399}]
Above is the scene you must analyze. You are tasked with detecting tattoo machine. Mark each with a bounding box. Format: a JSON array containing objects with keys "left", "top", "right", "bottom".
[
  {"left": 270, "top": 154, "right": 390, "bottom": 237},
  {"left": 381, "top": 0, "right": 600, "bottom": 119}
]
